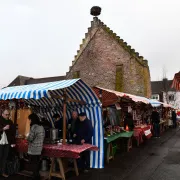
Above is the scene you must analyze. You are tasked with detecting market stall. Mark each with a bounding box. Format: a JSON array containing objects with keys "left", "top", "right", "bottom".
[
  {"left": 149, "top": 99, "right": 172, "bottom": 131},
  {"left": 93, "top": 87, "right": 152, "bottom": 163},
  {"left": 104, "top": 131, "right": 133, "bottom": 163},
  {"left": 0, "top": 79, "right": 103, "bottom": 178}
]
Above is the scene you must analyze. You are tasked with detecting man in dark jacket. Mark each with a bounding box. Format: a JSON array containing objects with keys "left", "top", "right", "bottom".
[
  {"left": 68, "top": 111, "right": 79, "bottom": 139},
  {"left": 53, "top": 114, "right": 63, "bottom": 138},
  {"left": 73, "top": 112, "right": 93, "bottom": 172},
  {"left": 53, "top": 114, "right": 68, "bottom": 139},
  {"left": 0, "top": 109, "right": 16, "bottom": 177},
  {"left": 151, "top": 108, "right": 160, "bottom": 138}
]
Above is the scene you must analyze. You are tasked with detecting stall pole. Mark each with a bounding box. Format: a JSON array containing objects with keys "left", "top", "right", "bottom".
[
  {"left": 62, "top": 89, "right": 67, "bottom": 145},
  {"left": 14, "top": 100, "right": 18, "bottom": 125},
  {"left": 51, "top": 92, "right": 86, "bottom": 144},
  {"left": 99, "top": 89, "right": 103, "bottom": 104}
]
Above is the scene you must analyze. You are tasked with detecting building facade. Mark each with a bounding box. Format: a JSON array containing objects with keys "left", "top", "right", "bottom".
[
  {"left": 66, "top": 17, "right": 151, "bottom": 98},
  {"left": 7, "top": 75, "right": 65, "bottom": 87},
  {"left": 151, "top": 78, "right": 180, "bottom": 109}
]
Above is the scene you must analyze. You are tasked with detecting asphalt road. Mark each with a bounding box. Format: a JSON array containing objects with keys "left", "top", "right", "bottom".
[{"left": 1, "top": 127, "right": 180, "bottom": 180}]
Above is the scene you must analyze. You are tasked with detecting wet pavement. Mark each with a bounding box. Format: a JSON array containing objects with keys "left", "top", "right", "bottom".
[{"left": 1, "top": 127, "right": 180, "bottom": 180}]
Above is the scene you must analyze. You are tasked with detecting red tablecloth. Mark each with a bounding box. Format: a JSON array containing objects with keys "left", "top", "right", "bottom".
[
  {"left": 16, "top": 139, "right": 98, "bottom": 159},
  {"left": 133, "top": 125, "right": 152, "bottom": 143},
  {"left": 133, "top": 129, "right": 144, "bottom": 144}
]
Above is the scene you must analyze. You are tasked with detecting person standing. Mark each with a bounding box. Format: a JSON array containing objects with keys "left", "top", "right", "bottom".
[
  {"left": 68, "top": 111, "right": 79, "bottom": 139},
  {"left": 0, "top": 109, "right": 16, "bottom": 178},
  {"left": 41, "top": 118, "right": 51, "bottom": 129},
  {"left": 124, "top": 112, "right": 134, "bottom": 131},
  {"left": 41, "top": 118, "right": 51, "bottom": 138},
  {"left": 27, "top": 113, "right": 45, "bottom": 180},
  {"left": 103, "top": 110, "right": 111, "bottom": 129},
  {"left": 172, "top": 110, "right": 177, "bottom": 128},
  {"left": 73, "top": 112, "right": 93, "bottom": 172},
  {"left": 53, "top": 114, "right": 63, "bottom": 138},
  {"left": 151, "top": 108, "right": 160, "bottom": 138}
]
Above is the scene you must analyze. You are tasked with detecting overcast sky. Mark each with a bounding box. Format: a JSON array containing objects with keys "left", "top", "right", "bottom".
[{"left": 0, "top": 0, "right": 180, "bottom": 88}]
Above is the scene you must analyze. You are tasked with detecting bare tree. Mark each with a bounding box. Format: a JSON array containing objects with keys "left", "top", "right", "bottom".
[{"left": 161, "top": 66, "right": 169, "bottom": 103}]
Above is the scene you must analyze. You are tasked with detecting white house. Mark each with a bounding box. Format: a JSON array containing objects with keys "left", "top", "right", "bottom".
[{"left": 151, "top": 78, "right": 180, "bottom": 109}]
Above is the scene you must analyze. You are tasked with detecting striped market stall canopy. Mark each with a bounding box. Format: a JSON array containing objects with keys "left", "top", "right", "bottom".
[
  {"left": 172, "top": 72, "right": 180, "bottom": 91},
  {"left": 0, "top": 79, "right": 104, "bottom": 169},
  {"left": 93, "top": 86, "right": 150, "bottom": 106},
  {"left": 93, "top": 87, "right": 172, "bottom": 108},
  {"left": 149, "top": 99, "right": 162, "bottom": 107}
]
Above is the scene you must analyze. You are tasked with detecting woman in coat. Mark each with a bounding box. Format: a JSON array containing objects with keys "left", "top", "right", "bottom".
[{"left": 27, "top": 113, "right": 45, "bottom": 180}]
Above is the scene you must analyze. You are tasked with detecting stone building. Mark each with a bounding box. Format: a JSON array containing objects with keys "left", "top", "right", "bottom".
[{"left": 66, "top": 14, "right": 151, "bottom": 97}]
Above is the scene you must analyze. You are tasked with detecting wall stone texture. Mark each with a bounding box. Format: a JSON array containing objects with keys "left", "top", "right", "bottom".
[{"left": 66, "top": 19, "right": 151, "bottom": 98}]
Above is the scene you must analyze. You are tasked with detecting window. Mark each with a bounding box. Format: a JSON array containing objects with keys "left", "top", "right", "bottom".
[
  {"left": 115, "top": 65, "right": 123, "bottom": 92},
  {"left": 151, "top": 94, "right": 159, "bottom": 100},
  {"left": 169, "top": 94, "right": 174, "bottom": 101},
  {"left": 73, "top": 71, "right": 80, "bottom": 79}
]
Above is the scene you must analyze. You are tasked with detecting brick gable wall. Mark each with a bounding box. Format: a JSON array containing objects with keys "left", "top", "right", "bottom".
[{"left": 66, "top": 27, "right": 151, "bottom": 98}]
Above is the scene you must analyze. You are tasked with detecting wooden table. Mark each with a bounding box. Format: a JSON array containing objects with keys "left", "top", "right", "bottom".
[
  {"left": 104, "top": 131, "right": 133, "bottom": 164},
  {"left": 16, "top": 139, "right": 98, "bottom": 180},
  {"left": 49, "top": 158, "right": 78, "bottom": 180},
  {"left": 43, "top": 144, "right": 98, "bottom": 180}
]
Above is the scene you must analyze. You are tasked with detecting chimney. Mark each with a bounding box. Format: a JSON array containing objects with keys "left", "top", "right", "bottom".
[
  {"left": 90, "top": 6, "right": 101, "bottom": 27},
  {"left": 162, "top": 78, "right": 168, "bottom": 92},
  {"left": 91, "top": 17, "right": 100, "bottom": 27}
]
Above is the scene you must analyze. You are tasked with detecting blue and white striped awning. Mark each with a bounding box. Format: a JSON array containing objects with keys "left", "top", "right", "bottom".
[
  {"left": 148, "top": 99, "right": 172, "bottom": 108},
  {"left": 149, "top": 99, "right": 162, "bottom": 107},
  {"left": 0, "top": 79, "right": 100, "bottom": 106},
  {"left": 0, "top": 79, "right": 104, "bottom": 169}
]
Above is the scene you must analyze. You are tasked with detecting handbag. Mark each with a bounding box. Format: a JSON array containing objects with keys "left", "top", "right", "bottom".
[{"left": 0, "top": 131, "right": 8, "bottom": 145}]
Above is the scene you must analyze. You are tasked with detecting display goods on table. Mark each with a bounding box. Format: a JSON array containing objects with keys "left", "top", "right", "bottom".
[
  {"left": 104, "top": 131, "right": 134, "bottom": 144},
  {"left": 104, "top": 126, "right": 133, "bottom": 163}
]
